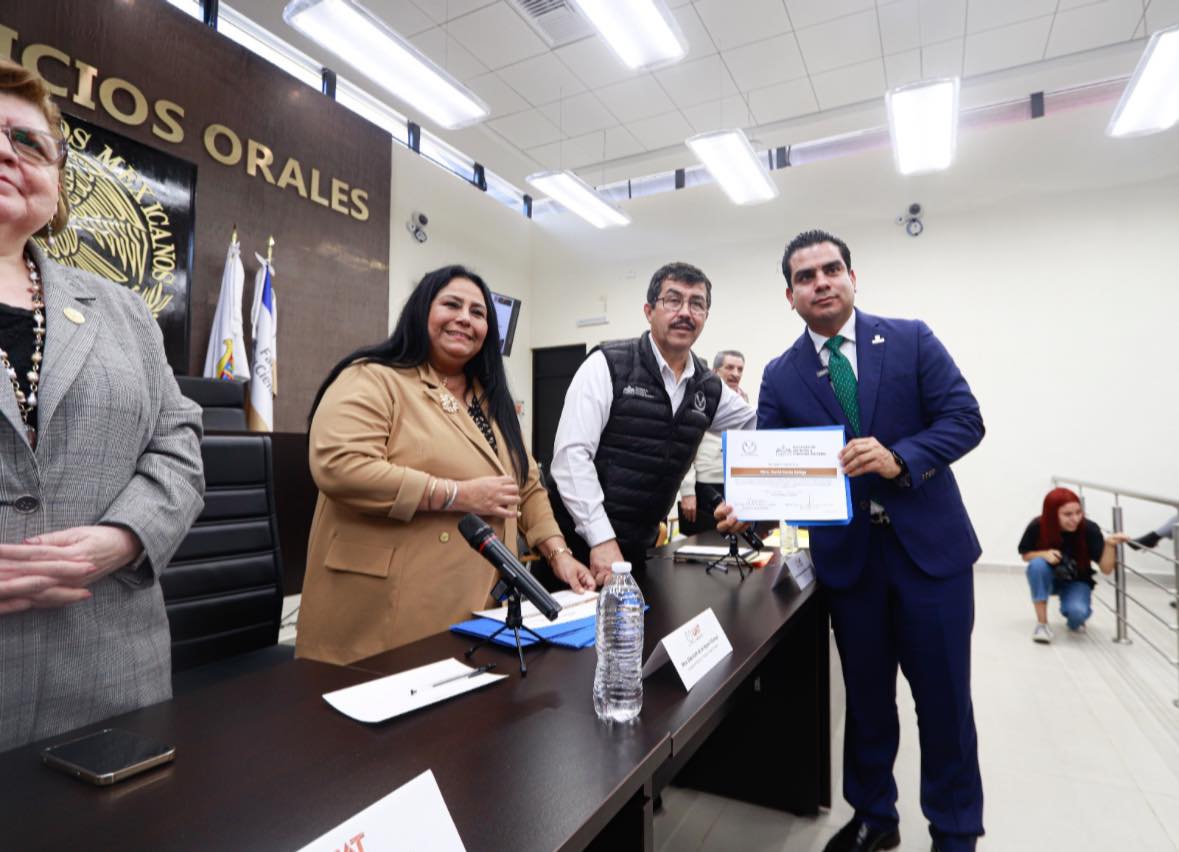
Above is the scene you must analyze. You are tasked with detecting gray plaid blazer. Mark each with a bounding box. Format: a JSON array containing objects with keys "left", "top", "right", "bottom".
[{"left": 0, "top": 242, "right": 204, "bottom": 752}]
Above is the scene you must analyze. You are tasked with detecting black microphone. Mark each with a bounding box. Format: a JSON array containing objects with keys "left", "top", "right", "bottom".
[
  {"left": 457, "top": 514, "right": 562, "bottom": 621},
  {"left": 700, "top": 485, "right": 765, "bottom": 551}
]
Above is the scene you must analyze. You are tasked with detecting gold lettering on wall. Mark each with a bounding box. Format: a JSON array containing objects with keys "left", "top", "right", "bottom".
[
  {"left": 21, "top": 43, "right": 69, "bottom": 96},
  {"left": 349, "top": 189, "right": 370, "bottom": 222},
  {"left": 246, "top": 138, "right": 277, "bottom": 184},
  {"left": 330, "top": 177, "right": 350, "bottom": 214},
  {"left": 98, "top": 77, "right": 149, "bottom": 126},
  {"left": 204, "top": 123, "right": 242, "bottom": 165},
  {"left": 72, "top": 59, "right": 98, "bottom": 109},
  {"left": 0, "top": 25, "right": 17, "bottom": 61},
  {"left": 152, "top": 99, "right": 185, "bottom": 144},
  {"left": 309, "top": 168, "right": 330, "bottom": 207},
  {"left": 277, "top": 157, "right": 308, "bottom": 198},
  {"left": 0, "top": 22, "right": 375, "bottom": 224}
]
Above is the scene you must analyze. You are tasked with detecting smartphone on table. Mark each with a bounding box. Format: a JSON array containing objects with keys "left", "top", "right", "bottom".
[{"left": 41, "top": 728, "right": 175, "bottom": 786}]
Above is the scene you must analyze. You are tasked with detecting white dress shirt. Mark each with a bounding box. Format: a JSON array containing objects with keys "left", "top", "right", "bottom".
[{"left": 550, "top": 336, "right": 756, "bottom": 547}]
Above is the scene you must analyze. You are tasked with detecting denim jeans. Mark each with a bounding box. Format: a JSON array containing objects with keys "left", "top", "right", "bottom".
[{"left": 1026, "top": 557, "right": 1092, "bottom": 630}]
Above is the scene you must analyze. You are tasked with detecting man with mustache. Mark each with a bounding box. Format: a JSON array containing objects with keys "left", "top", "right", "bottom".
[
  {"left": 719, "top": 230, "right": 984, "bottom": 852},
  {"left": 549, "top": 262, "right": 755, "bottom": 583},
  {"left": 679, "top": 350, "right": 748, "bottom": 535}
]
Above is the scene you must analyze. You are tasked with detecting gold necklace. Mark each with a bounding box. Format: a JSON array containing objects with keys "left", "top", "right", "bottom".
[{"left": 0, "top": 254, "right": 45, "bottom": 447}]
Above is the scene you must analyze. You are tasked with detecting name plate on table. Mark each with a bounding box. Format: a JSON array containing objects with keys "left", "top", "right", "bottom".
[
  {"left": 772, "top": 549, "right": 815, "bottom": 591},
  {"left": 641, "top": 608, "right": 733, "bottom": 691},
  {"left": 296, "top": 769, "right": 466, "bottom": 852}
]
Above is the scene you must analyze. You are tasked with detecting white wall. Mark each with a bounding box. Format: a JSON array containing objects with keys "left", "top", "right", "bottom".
[
  {"left": 389, "top": 144, "right": 537, "bottom": 441},
  {"left": 529, "top": 104, "right": 1179, "bottom": 566}
]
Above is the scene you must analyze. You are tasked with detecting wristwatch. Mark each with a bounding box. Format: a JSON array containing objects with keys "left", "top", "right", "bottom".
[{"left": 889, "top": 449, "right": 912, "bottom": 488}]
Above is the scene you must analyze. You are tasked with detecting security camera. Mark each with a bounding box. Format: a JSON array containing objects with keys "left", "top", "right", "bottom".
[
  {"left": 407, "top": 210, "right": 429, "bottom": 243},
  {"left": 897, "top": 202, "right": 924, "bottom": 237}
]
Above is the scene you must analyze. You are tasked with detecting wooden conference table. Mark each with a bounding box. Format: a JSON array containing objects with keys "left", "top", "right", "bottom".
[{"left": 0, "top": 537, "right": 830, "bottom": 851}]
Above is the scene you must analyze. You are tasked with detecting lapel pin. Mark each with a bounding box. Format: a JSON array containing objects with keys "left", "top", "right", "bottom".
[
  {"left": 871, "top": 334, "right": 884, "bottom": 345},
  {"left": 64, "top": 307, "right": 86, "bottom": 325}
]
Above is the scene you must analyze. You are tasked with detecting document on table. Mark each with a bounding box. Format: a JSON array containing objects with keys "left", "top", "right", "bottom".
[
  {"left": 295, "top": 769, "right": 466, "bottom": 852},
  {"left": 323, "top": 659, "right": 505, "bottom": 724},
  {"left": 474, "top": 589, "right": 598, "bottom": 631},
  {"left": 723, "top": 427, "right": 852, "bottom": 524}
]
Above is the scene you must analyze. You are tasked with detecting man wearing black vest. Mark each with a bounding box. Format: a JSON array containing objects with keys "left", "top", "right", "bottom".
[{"left": 549, "top": 262, "right": 755, "bottom": 583}]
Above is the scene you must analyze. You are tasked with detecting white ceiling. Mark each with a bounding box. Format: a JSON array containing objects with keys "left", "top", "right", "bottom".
[{"left": 231, "top": 0, "right": 1179, "bottom": 187}]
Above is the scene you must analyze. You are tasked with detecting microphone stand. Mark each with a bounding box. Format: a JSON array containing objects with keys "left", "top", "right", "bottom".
[
  {"left": 705, "top": 533, "right": 753, "bottom": 581},
  {"left": 464, "top": 577, "right": 547, "bottom": 677}
]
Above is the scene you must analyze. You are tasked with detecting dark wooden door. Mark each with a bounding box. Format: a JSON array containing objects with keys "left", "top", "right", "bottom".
[{"left": 531, "top": 344, "right": 587, "bottom": 470}]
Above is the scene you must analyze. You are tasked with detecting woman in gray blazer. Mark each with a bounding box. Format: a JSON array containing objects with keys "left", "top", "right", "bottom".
[{"left": 0, "top": 61, "right": 204, "bottom": 751}]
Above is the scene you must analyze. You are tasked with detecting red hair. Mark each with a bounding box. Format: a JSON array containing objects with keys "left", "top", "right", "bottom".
[{"left": 1037, "top": 487, "right": 1089, "bottom": 566}]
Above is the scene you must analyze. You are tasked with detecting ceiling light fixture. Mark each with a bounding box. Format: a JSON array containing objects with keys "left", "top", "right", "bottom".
[
  {"left": 1107, "top": 24, "right": 1179, "bottom": 138},
  {"left": 567, "top": 0, "right": 687, "bottom": 70},
  {"left": 283, "top": 0, "right": 489, "bottom": 130},
  {"left": 525, "top": 170, "right": 630, "bottom": 228},
  {"left": 685, "top": 129, "right": 778, "bottom": 205},
  {"left": 885, "top": 77, "right": 960, "bottom": 175}
]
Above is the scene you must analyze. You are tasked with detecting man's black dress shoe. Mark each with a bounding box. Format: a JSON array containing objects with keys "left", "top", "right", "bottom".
[{"left": 822, "top": 818, "right": 901, "bottom": 851}]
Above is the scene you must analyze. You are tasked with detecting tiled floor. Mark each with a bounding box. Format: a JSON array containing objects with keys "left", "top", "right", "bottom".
[{"left": 654, "top": 568, "right": 1179, "bottom": 851}]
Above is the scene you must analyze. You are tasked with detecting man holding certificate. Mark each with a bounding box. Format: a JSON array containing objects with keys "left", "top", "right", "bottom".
[{"left": 720, "top": 230, "right": 985, "bottom": 852}]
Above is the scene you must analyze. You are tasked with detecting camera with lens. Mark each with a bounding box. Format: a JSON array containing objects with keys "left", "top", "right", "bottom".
[{"left": 1052, "top": 553, "right": 1079, "bottom": 583}]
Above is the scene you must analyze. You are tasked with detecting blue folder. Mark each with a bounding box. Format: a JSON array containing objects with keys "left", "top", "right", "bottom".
[{"left": 449, "top": 605, "right": 649, "bottom": 651}]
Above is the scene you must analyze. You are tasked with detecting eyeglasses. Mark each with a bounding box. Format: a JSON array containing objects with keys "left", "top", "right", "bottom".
[
  {"left": 0, "top": 125, "right": 67, "bottom": 167},
  {"left": 654, "top": 293, "right": 709, "bottom": 317}
]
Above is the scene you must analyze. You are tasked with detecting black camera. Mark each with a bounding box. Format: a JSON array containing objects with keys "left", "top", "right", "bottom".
[{"left": 1053, "top": 554, "right": 1079, "bottom": 583}]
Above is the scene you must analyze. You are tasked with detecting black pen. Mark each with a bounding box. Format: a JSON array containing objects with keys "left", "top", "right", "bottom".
[{"left": 410, "top": 663, "right": 497, "bottom": 695}]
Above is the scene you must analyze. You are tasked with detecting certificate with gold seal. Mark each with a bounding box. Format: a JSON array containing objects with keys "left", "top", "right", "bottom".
[{"left": 722, "top": 427, "right": 852, "bottom": 524}]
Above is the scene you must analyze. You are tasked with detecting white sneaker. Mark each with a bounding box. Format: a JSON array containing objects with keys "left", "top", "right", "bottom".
[{"left": 1032, "top": 623, "right": 1054, "bottom": 644}]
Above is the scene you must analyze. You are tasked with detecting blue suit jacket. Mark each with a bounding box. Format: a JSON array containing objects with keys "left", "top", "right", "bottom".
[{"left": 758, "top": 310, "right": 984, "bottom": 588}]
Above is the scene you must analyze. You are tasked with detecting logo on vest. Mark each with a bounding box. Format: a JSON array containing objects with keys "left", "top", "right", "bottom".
[
  {"left": 622, "top": 384, "right": 655, "bottom": 400},
  {"left": 693, "top": 391, "right": 706, "bottom": 412}
]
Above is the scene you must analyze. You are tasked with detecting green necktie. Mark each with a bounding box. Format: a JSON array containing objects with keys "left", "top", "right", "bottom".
[{"left": 825, "top": 335, "right": 861, "bottom": 436}]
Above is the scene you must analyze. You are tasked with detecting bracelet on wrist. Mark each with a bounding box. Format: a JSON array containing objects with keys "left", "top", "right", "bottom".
[
  {"left": 442, "top": 479, "right": 459, "bottom": 511},
  {"left": 427, "top": 477, "right": 439, "bottom": 509},
  {"left": 546, "top": 545, "right": 572, "bottom": 562}
]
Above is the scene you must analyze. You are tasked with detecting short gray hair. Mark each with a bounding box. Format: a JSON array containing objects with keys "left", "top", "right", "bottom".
[{"left": 713, "top": 350, "right": 745, "bottom": 369}]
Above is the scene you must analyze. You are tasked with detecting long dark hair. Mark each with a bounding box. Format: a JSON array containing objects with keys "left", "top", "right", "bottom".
[{"left": 309, "top": 265, "right": 528, "bottom": 484}]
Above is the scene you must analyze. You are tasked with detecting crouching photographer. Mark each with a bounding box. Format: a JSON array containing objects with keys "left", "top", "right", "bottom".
[{"left": 1019, "top": 487, "right": 1130, "bottom": 643}]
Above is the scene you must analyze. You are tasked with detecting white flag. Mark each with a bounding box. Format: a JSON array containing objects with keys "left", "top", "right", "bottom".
[
  {"left": 202, "top": 238, "right": 250, "bottom": 380},
  {"left": 247, "top": 257, "right": 277, "bottom": 432}
]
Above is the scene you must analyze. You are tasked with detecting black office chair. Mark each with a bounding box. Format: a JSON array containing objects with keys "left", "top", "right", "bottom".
[
  {"left": 163, "top": 434, "right": 289, "bottom": 693},
  {"left": 175, "top": 376, "right": 247, "bottom": 431}
]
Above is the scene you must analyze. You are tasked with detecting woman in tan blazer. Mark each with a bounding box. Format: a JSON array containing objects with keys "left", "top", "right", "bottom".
[{"left": 296, "top": 265, "right": 593, "bottom": 665}]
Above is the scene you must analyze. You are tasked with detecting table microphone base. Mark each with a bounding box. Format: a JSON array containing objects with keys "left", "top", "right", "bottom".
[
  {"left": 465, "top": 584, "right": 546, "bottom": 676},
  {"left": 705, "top": 534, "right": 753, "bottom": 581}
]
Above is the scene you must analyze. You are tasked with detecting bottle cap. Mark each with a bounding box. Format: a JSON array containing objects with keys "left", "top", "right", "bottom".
[{"left": 610, "top": 561, "right": 632, "bottom": 574}]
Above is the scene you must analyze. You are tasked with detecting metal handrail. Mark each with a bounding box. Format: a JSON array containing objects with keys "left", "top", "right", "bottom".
[
  {"left": 1052, "top": 476, "right": 1179, "bottom": 708},
  {"left": 1052, "top": 477, "right": 1179, "bottom": 510}
]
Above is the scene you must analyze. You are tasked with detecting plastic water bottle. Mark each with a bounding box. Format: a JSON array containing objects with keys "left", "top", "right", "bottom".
[{"left": 593, "top": 561, "right": 645, "bottom": 723}]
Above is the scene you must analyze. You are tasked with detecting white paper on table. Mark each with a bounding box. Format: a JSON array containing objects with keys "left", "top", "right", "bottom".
[
  {"left": 295, "top": 769, "right": 466, "bottom": 852},
  {"left": 673, "top": 544, "right": 756, "bottom": 562},
  {"left": 322, "top": 659, "right": 505, "bottom": 724},
  {"left": 723, "top": 427, "right": 851, "bottom": 523},
  {"left": 474, "top": 589, "right": 598, "bottom": 631}
]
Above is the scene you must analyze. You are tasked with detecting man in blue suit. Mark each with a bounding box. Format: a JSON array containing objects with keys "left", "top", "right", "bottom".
[{"left": 723, "top": 230, "right": 984, "bottom": 852}]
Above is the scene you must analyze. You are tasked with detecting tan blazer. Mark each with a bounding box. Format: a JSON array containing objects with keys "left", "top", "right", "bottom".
[{"left": 295, "top": 362, "right": 561, "bottom": 665}]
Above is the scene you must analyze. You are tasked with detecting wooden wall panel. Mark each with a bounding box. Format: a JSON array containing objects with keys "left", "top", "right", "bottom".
[{"left": 2, "top": 0, "right": 391, "bottom": 431}]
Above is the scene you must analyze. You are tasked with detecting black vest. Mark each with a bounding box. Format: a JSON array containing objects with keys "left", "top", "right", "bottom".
[{"left": 555, "top": 333, "right": 722, "bottom": 559}]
